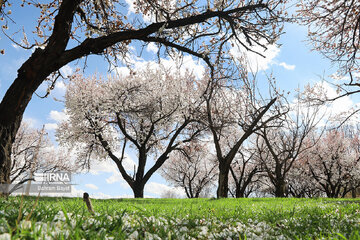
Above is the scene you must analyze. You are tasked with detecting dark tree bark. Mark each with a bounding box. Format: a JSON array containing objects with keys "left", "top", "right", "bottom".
[
  {"left": 229, "top": 149, "right": 259, "bottom": 198},
  {"left": 95, "top": 117, "right": 196, "bottom": 198},
  {"left": 274, "top": 178, "right": 288, "bottom": 198},
  {"left": 132, "top": 181, "right": 145, "bottom": 198},
  {"left": 352, "top": 188, "right": 357, "bottom": 198},
  {"left": 230, "top": 166, "right": 258, "bottom": 198},
  {"left": 217, "top": 162, "right": 230, "bottom": 198}
]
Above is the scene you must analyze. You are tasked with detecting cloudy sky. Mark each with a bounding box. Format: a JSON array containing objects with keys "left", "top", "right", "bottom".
[{"left": 0, "top": 2, "right": 357, "bottom": 199}]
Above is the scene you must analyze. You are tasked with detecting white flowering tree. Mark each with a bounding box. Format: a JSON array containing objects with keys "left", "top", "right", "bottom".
[
  {"left": 254, "top": 102, "right": 320, "bottom": 197},
  {"left": 161, "top": 141, "right": 217, "bottom": 198},
  {"left": 57, "top": 66, "right": 204, "bottom": 198},
  {"left": 286, "top": 148, "right": 322, "bottom": 198},
  {"left": 9, "top": 121, "right": 74, "bottom": 195},
  {"left": 228, "top": 143, "right": 260, "bottom": 198},
  {"left": 0, "top": 0, "right": 287, "bottom": 190},
  {"left": 200, "top": 70, "right": 285, "bottom": 198},
  {"left": 298, "top": 0, "right": 360, "bottom": 73},
  {"left": 302, "top": 127, "right": 360, "bottom": 198},
  {"left": 298, "top": 0, "right": 360, "bottom": 104}
]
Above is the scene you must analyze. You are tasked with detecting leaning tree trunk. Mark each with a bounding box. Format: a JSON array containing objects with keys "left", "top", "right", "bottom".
[
  {"left": 217, "top": 163, "right": 230, "bottom": 198},
  {"left": 0, "top": 49, "right": 52, "bottom": 196},
  {"left": 0, "top": 49, "right": 69, "bottom": 196},
  {"left": 0, "top": 125, "right": 15, "bottom": 196},
  {"left": 0, "top": 0, "right": 79, "bottom": 197}
]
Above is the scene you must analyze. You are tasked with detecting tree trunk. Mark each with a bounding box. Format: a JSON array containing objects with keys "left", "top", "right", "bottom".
[
  {"left": 235, "top": 190, "right": 244, "bottom": 198},
  {"left": 235, "top": 185, "right": 246, "bottom": 198},
  {"left": 352, "top": 188, "right": 357, "bottom": 198},
  {"left": 217, "top": 163, "right": 230, "bottom": 198},
  {"left": 0, "top": 49, "right": 54, "bottom": 195},
  {"left": 0, "top": 124, "right": 20, "bottom": 197},
  {"left": 274, "top": 180, "right": 287, "bottom": 197},
  {"left": 132, "top": 182, "right": 144, "bottom": 198},
  {"left": 0, "top": 48, "right": 50, "bottom": 196}
]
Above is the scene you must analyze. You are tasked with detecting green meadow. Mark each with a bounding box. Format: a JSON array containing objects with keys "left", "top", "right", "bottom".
[{"left": 0, "top": 197, "right": 359, "bottom": 239}]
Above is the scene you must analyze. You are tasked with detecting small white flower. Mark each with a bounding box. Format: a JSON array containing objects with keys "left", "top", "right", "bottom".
[
  {"left": 199, "top": 226, "right": 208, "bottom": 236},
  {"left": 128, "top": 230, "right": 138, "bottom": 239},
  {"left": 35, "top": 222, "right": 48, "bottom": 232},
  {"left": 20, "top": 220, "right": 32, "bottom": 229},
  {"left": 0, "top": 233, "right": 10, "bottom": 240}
]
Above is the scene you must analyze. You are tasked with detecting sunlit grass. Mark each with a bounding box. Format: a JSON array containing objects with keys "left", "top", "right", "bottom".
[{"left": 0, "top": 197, "right": 359, "bottom": 239}]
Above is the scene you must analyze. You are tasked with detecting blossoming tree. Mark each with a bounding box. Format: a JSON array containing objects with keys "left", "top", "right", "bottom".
[
  {"left": 200, "top": 67, "right": 286, "bottom": 198},
  {"left": 228, "top": 143, "right": 260, "bottom": 198},
  {"left": 57, "top": 65, "right": 204, "bottom": 198},
  {"left": 286, "top": 145, "right": 322, "bottom": 198},
  {"left": 254, "top": 102, "right": 320, "bottom": 197},
  {"left": 0, "top": 0, "right": 287, "bottom": 190},
  {"left": 161, "top": 141, "right": 217, "bottom": 198},
  {"left": 298, "top": 0, "right": 360, "bottom": 73},
  {"left": 298, "top": 0, "right": 360, "bottom": 101},
  {"left": 302, "top": 127, "right": 360, "bottom": 198},
  {"left": 9, "top": 121, "right": 74, "bottom": 195}
]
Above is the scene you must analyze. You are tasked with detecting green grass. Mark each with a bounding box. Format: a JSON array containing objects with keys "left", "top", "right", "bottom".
[{"left": 0, "top": 197, "right": 359, "bottom": 239}]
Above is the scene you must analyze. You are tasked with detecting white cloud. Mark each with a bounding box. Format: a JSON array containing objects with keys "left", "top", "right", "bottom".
[
  {"left": 144, "top": 182, "right": 185, "bottom": 198},
  {"left": 105, "top": 173, "right": 130, "bottom": 189},
  {"left": 86, "top": 153, "right": 136, "bottom": 190},
  {"left": 44, "top": 123, "right": 58, "bottom": 131},
  {"left": 89, "top": 160, "right": 118, "bottom": 175},
  {"left": 60, "top": 65, "right": 73, "bottom": 78},
  {"left": 124, "top": 0, "right": 136, "bottom": 14},
  {"left": 229, "top": 39, "right": 296, "bottom": 72},
  {"left": 299, "top": 81, "right": 358, "bottom": 126},
  {"left": 105, "top": 173, "right": 122, "bottom": 184},
  {"left": 85, "top": 183, "right": 99, "bottom": 190},
  {"left": 22, "top": 117, "right": 39, "bottom": 128},
  {"left": 278, "top": 62, "right": 295, "bottom": 70},
  {"left": 90, "top": 152, "right": 136, "bottom": 175},
  {"left": 49, "top": 110, "right": 68, "bottom": 122},
  {"left": 321, "top": 82, "right": 354, "bottom": 115},
  {"left": 105, "top": 171, "right": 130, "bottom": 185},
  {"left": 55, "top": 80, "right": 66, "bottom": 92},
  {"left": 230, "top": 39, "right": 280, "bottom": 72},
  {"left": 180, "top": 55, "right": 205, "bottom": 79},
  {"left": 146, "top": 42, "right": 158, "bottom": 53},
  {"left": 44, "top": 110, "right": 68, "bottom": 132}
]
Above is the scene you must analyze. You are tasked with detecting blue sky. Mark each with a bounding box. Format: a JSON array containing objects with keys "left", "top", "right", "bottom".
[{"left": 0, "top": 2, "right": 355, "bottom": 198}]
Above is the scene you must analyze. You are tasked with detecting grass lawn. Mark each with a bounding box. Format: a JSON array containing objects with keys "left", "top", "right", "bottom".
[{"left": 0, "top": 197, "right": 359, "bottom": 239}]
